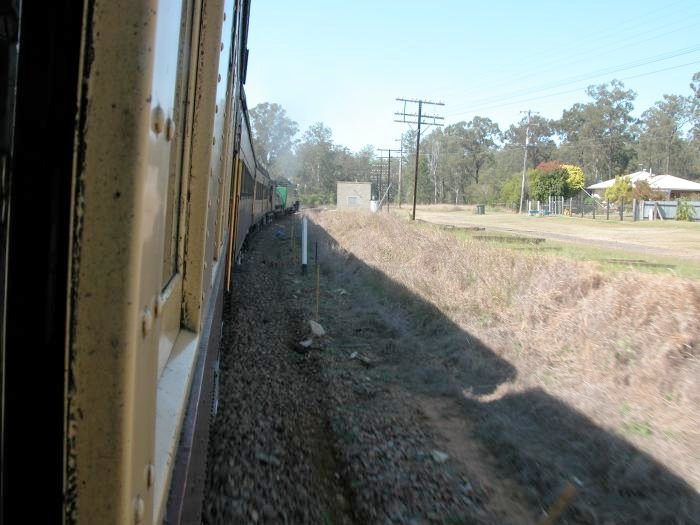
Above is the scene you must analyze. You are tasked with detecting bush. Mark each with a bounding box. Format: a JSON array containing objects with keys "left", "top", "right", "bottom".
[
  {"left": 300, "top": 192, "right": 332, "bottom": 207},
  {"left": 529, "top": 162, "right": 584, "bottom": 202},
  {"left": 676, "top": 199, "right": 696, "bottom": 221},
  {"left": 605, "top": 176, "right": 632, "bottom": 203},
  {"left": 633, "top": 180, "right": 665, "bottom": 201},
  {"left": 529, "top": 167, "right": 570, "bottom": 202},
  {"left": 562, "top": 164, "right": 585, "bottom": 192},
  {"left": 500, "top": 174, "right": 523, "bottom": 206}
]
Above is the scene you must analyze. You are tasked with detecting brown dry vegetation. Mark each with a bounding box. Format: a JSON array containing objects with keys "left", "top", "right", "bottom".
[{"left": 312, "top": 210, "right": 700, "bottom": 511}]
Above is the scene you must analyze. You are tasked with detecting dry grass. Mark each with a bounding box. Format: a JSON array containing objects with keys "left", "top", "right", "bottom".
[{"left": 313, "top": 210, "right": 700, "bottom": 493}]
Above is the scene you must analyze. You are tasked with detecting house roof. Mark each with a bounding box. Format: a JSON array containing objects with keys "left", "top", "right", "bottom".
[{"left": 587, "top": 171, "right": 700, "bottom": 192}]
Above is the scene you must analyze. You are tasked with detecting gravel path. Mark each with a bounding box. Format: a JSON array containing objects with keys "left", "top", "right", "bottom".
[{"left": 202, "top": 215, "right": 494, "bottom": 524}]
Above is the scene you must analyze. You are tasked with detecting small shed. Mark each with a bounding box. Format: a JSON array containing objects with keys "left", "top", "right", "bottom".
[{"left": 336, "top": 181, "right": 371, "bottom": 210}]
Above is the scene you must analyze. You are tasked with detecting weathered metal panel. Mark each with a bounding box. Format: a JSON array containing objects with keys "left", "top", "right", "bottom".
[
  {"left": 182, "top": 0, "right": 226, "bottom": 332},
  {"left": 68, "top": 1, "right": 160, "bottom": 523},
  {"left": 639, "top": 200, "right": 700, "bottom": 220}
]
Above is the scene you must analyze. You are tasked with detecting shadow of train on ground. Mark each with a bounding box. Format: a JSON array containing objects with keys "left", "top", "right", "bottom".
[{"left": 308, "top": 213, "right": 700, "bottom": 525}]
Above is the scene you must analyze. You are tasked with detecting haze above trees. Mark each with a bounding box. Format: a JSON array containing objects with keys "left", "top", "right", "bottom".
[{"left": 250, "top": 74, "right": 700, "bottom": 206}]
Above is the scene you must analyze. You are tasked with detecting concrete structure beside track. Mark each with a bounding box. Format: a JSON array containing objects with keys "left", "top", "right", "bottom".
[{"left": 336, "top": 181, "right": 372, "bottom": 210}]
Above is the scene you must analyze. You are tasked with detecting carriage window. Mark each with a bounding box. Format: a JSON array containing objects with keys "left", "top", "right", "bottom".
[{"left": 161, "top": 0, "right": 193, "bottom": 286}]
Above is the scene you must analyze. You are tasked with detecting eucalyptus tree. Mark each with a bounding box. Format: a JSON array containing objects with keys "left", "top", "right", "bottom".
[
  {"left": 249, "top": 102, "right": 298, "bottom": 170},
  {"left": 557, "top": 80, "right": 636, "bottom": 182},
  {"left": 295, "top": 122, "right": 336, "bottom": 200},
  {"left": 690, "top": 72, "right": 700, "bottom": 143},
  {"left": 586, "top": 80, "right": 637, "bottom": 179},
  {"left": 442, "top": 123, "right": 470, "bottom": 203},
  {"left": 504, "top": 114, "right": 556, "bottom": 170},
  {"left": 444, "top": 117, "right": 501, "bottom": 186},
  {"left": 422, "top": 128, "right": 446, "bottom": 203},
  {"left": 637, "top": 94, "right": 692, "bottom": 174},
  {"left": 462, "top": 116, "right": 501, "bottom": 185}
]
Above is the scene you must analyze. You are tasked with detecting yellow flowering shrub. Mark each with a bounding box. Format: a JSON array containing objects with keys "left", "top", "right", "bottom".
[{"left": 562, "top": 164, "right": 585, "bottom": 191}]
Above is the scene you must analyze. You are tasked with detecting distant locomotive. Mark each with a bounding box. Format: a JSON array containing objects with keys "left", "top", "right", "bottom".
[
  {"left": 0, "top": 1, "right": 278, "bottom": 523},
  {"left": 274, "top": 179, "right": 301, "bottom": 214}
]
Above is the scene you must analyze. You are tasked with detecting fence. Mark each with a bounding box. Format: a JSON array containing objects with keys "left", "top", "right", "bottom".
[
  {"left": 635, "top": 200, "right": 700, "bottom": 221},
  {"left": 528, "top": 196, "right": 634, "bottom": 221},
  {"left": 526, "top": 196, "right": 699, "bottom": 222}
]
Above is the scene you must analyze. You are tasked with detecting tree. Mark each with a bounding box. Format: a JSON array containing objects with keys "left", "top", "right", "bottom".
[
  {"left": 557, "top": 102, "right": 602, "bottom": 181},
  {"left": 604, "top": 176, "right": 632, "bottom": 203},
  {"left": 295, "top": 122, "right": 336, "bottom": 201},
  {"left": 500, "top": 175, "right": 522, "bottom": 206},
  {"left": 690, "top": 72, "right": 700, "bottom": 140},
  {"left": 442, "top": 124, "right": 470, "bottom": 203},
  {"left": 632, "top": 180, "right": 664, "bottom": 201},
  {"left": 528, "top": 161, "right": 581, "bottom": 202},
  {"left": 586, "top": 80, "right": 637, "bottom": 179},
  {"left": 561, "top": 164, "right": 585, "bottom": 192},
  {"left": 557, "top": 80, "right": 636, "bottom": 181},
  {"left": 427, "top": 137, "right": 442, "bottom": 204},
  {"left": 637, "top": 94, "right": 692, "bottom": 174},
  {"left": 462, "top": 117, "right": 501, "bottom": 184},
  {"left": 249, "top": 102, "right": 298, "bottom": 170},
  {"left": 504, "top": 115, "right": 556, "bottom": 170}
]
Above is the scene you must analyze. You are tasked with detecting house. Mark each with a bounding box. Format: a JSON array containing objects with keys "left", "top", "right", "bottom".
[{"left": 587, "top": 170, "right": 700, "bottom": 199}]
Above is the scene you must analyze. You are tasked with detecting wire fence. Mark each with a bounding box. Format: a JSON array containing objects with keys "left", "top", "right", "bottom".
[{"left": 522, "top": 196, "right": 700, "bottom": 221}]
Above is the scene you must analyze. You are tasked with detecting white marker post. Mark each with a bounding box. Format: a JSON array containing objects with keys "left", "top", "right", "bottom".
[{"left": 301, "top": 215, "right": 308, "bottom": 275}]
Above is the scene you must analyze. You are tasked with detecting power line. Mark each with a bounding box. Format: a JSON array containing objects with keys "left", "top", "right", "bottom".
[
  {"left": 446, "top": 44, "right": 700, "bottom": 116},
  {"left": 445, "top": 59, "right": 700, "bottom": 118},
  {"left": 395, "top": 98, "right": 445, "bottom": 221},
  {"left": 432, "top": 3, "right": 699, "bottom": 99},
  {"left": 519, "top": 110, "right": 539, "bottom": 214}
]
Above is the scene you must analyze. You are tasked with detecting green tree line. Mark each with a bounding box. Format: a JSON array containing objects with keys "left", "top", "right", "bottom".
[{"left": 250, "top": 73, "right": 700, "bottom": 206}]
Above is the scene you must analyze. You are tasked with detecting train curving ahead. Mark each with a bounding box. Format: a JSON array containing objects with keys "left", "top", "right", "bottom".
[
  {"left": 274, "top": 179, "right": 301, "bottom": 215},
  {"left": 0, "top": 1, "right": 278, "bottom": 523}
]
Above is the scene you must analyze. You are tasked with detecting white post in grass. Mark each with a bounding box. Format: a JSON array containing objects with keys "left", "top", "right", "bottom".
[{"left": 301, "top": 215, "right": 308, "bottom": 275}]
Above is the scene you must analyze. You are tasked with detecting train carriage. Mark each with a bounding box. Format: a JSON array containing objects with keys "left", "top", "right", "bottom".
[
  {"left": 254, "top": 164, "right": 274, "bottom": 225},
  {"left": 231, "top": 97, "right": 257, "bottom": 260},
  {"left": 0, "top": 0, "right": 266, "bottom": 523}
]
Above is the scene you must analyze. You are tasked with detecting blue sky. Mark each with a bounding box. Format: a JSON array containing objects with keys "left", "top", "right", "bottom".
[{"left": 246, "top": 0, "right": 700, "bottom": 152}]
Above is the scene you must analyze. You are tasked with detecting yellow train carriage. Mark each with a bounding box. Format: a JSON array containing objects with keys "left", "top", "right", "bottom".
[{"left": 0, "top": 0, "right": 256, "bottom": 523}]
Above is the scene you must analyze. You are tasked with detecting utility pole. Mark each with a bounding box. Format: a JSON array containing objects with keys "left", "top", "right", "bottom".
[
  {"left": 519, "top": 110, "right": 539, "bottom": 214},
  {"left": 395, "top": 136, "right": 403, "bottom": 207},
  {"left": 370, "top": 161, "right": 381, "bottom": 200},
  {"left": 395, "top": 98, "right": 445, "bottom": 221},
  {"left": 377, "top": 148, "right": 401, "bottom": 212}
]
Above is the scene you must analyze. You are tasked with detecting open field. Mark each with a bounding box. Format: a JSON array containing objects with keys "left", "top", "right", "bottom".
[
  {"left": 311, "top": 210, "right": 700, "bottom": 523},
  {"left": 437, "top": 225, "right": 700, "bottom": 281},
  {"left": 407, "top": 204, "right": 700, "bottom": 261}
]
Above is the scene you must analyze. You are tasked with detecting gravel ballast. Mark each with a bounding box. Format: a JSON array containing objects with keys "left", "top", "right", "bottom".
[{"left": 202, "top": 215, "right": 492, "bottom": 524}]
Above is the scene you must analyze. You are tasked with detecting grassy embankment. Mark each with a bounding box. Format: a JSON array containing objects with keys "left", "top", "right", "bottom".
[{"left": 314, "top": 210, "right": 700, "bottom": 497}]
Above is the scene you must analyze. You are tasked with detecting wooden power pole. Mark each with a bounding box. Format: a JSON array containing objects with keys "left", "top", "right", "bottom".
[{"left": 395, "top": 98, "right": 445, "bottom": 221}]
